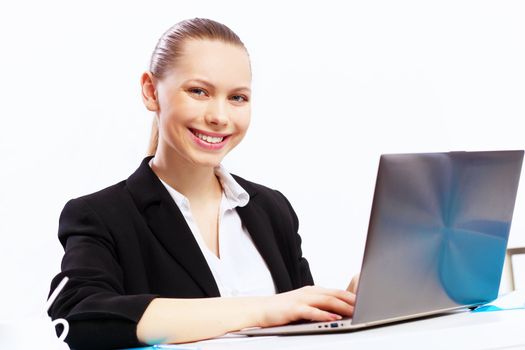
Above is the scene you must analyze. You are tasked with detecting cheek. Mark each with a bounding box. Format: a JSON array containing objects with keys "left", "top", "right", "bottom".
[
  {"left": 161, "top": 97, "right": 203, "bottom": 128},
  {"left": 235, "top": 107, "right": 251, "bottom": 134}
]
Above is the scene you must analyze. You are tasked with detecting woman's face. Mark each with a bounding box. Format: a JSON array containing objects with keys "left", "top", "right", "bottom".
[{"left": 153, "top": 39, "right": 252, "bottom": 168}]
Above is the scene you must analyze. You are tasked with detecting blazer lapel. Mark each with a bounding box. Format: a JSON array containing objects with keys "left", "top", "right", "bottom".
[
  {"left": 126, "top": 157, "right": 220, "bottom": 297},
  {"left": 235, "top": 190, "right": 293, "bottom": 293}
]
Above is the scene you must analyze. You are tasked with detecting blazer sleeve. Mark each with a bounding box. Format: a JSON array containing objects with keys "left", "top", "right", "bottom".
[
  {"left": 275, "top": 190, "right": 314, "bottom": 288},
  {"left": 48, "top": 198, "right": 157, "bottom": 350}
]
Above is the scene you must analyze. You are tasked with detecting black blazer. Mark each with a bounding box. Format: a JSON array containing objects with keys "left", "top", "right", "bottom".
[{"left": 48, "top": 156, "right": 313, "bottom": 349}]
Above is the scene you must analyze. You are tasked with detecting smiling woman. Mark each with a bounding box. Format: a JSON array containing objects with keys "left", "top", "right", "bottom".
[
  {"left": 47, "top": 18, "right": 355, "bottom": 349},
  {"left": 144, "top": 39, "right": 252, "bottom": 171}
]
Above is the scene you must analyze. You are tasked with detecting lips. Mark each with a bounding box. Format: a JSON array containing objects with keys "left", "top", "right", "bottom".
[
  {"left": 192, "top": 130, "right": 224, "bottom": 144},
  {"left": 189, "top": 128, "right": 230, "bottom": 150}
]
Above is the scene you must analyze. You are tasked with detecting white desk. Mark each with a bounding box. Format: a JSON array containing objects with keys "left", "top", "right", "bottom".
[{"left": 190, "top": 309, "right": 525, "bottom": 350}]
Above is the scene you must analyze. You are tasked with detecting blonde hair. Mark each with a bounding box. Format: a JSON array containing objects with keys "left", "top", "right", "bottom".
[{"left": 146, "top": 18, "right": 247, "bottom": 156}]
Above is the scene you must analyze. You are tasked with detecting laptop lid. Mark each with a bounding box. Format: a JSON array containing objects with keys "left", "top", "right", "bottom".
[{"left": 352, "top": 150, "right": 524, "bottom": 325}]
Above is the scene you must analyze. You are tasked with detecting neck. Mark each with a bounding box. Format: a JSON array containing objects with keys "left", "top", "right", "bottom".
[{"left": 151, "top": 147, "right": 221, "bottom": 202}]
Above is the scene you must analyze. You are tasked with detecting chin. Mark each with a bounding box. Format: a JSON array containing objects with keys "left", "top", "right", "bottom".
[{"left": 191, "top": 155, "right": 225, "bottom": 168}]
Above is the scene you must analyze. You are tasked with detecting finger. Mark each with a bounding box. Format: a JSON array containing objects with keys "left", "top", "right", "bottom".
[
  {"left": 307, "top": 294, "right": 354, "bottom": 317},
  {"left": 329, "top": 289, "right": 356, "bottom": 306},
  {"left": 304, "top": 286, "right": 356, "bottom": 306},
  {"left": 298, "top": 305, "right": 342, "bottom": 322},
  {"left": 347, "top": 274, "right": 360, "bottom": 294}
]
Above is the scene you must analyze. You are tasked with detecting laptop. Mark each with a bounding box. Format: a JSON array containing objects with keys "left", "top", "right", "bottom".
[{"left": 236, "top": 150, "right": 524, "bottom": 336}]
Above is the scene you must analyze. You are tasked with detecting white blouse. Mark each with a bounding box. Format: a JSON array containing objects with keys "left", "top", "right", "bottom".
[{"left": 150, "top": 160, "right": 276, "bottom": 297}]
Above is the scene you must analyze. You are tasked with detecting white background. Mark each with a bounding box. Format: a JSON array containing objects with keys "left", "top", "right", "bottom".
[{"left": 1, "top": 0, "right": 524, "bottom": 320}]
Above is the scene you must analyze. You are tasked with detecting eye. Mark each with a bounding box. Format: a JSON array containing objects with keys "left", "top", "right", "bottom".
[
  {"left": 188, "top": 87, "right": 208, "bottom": 97},
  {"left": 230, "top": 94, "right": 249, "bottom": 103}
]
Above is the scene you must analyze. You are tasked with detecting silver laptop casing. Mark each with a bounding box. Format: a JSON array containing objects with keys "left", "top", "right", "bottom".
[{"left": 236, "top": 150, "right": 524, "bottom": 336}]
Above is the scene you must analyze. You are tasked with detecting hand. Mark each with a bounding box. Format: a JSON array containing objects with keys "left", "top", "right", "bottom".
[
  {"left": 259, "top": 285, "right": 355, "bottom": 328},
  {"left": 347, "top": 273, "right": 360, "bottom": 294}
]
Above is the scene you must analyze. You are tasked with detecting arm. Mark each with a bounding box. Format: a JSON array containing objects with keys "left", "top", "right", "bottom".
[
  {"left": 275, "top": 190, "right": 359, "bottom": 295},
  {"left": 137, "top": 286, "right": 355, "bottom": 345},
  {"left": 275, "top": 190, "right": 314, "bottom": 287},
  {"left": 49, "top": 198, "right": 157, "bottom": 349},
  {"left": 137, "top": 185, "right": 356, "bottom": 344},
  {"left": 52, "top": 196, "right": 354, "bottom": 348}
]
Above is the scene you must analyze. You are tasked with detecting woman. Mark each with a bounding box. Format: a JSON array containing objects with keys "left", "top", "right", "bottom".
[{"left": 48, "top": 18, "right": 356, "bottom": 349}]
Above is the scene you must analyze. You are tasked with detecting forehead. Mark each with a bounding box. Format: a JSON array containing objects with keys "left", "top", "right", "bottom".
[{"left": 168, "top": 39, "right": 251, "bottom": 88}]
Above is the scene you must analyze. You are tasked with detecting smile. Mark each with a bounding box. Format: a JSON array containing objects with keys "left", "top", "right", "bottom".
[
  {"left": 192, "top": 130, "right": 224, "bottom": 144},
  {"left": 189, "top": 128, "right": 230, "bottom": 150}
]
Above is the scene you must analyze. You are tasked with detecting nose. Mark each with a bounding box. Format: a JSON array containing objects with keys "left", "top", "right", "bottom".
[{"left": 205, "top": 99, "right": 229, "bottom": 127}]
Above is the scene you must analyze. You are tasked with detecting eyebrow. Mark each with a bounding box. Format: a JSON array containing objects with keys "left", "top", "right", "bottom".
[{"left": 185, "top": 79, "right": 251, "bottom": 93}]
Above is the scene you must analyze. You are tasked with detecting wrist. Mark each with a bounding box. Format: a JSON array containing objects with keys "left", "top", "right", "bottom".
[
  {"left": 236, "top": 296, "right": 268, "bottom": 328},
  {"left": 253, "top": 295, "right": 271, "bottom": 328}
]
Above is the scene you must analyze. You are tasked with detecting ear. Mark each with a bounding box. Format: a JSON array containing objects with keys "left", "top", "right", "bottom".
[{"left": 141, "top": 72, "right": 159, "bottom": 111}]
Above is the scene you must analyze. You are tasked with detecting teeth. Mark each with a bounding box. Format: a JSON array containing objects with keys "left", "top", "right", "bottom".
[{"left": 194, "top": 131, "right": 224, "bottom": 144}]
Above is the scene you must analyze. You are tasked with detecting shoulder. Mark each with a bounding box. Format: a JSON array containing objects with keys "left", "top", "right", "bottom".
[
  {"left": 232, "top": 174, "right": 298, "bottom": 225},
  {"left": 62, "top": 180, "right": 130, "bottom": 214},
  {"left": 232, "top": 174, "right": 291, "bottom": 204},
  {"left": 58, "top": 179, "right": 137, "bottom": 238},
  {"left": 61, "top": 156, "right": 158, "bottom": 217}
]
